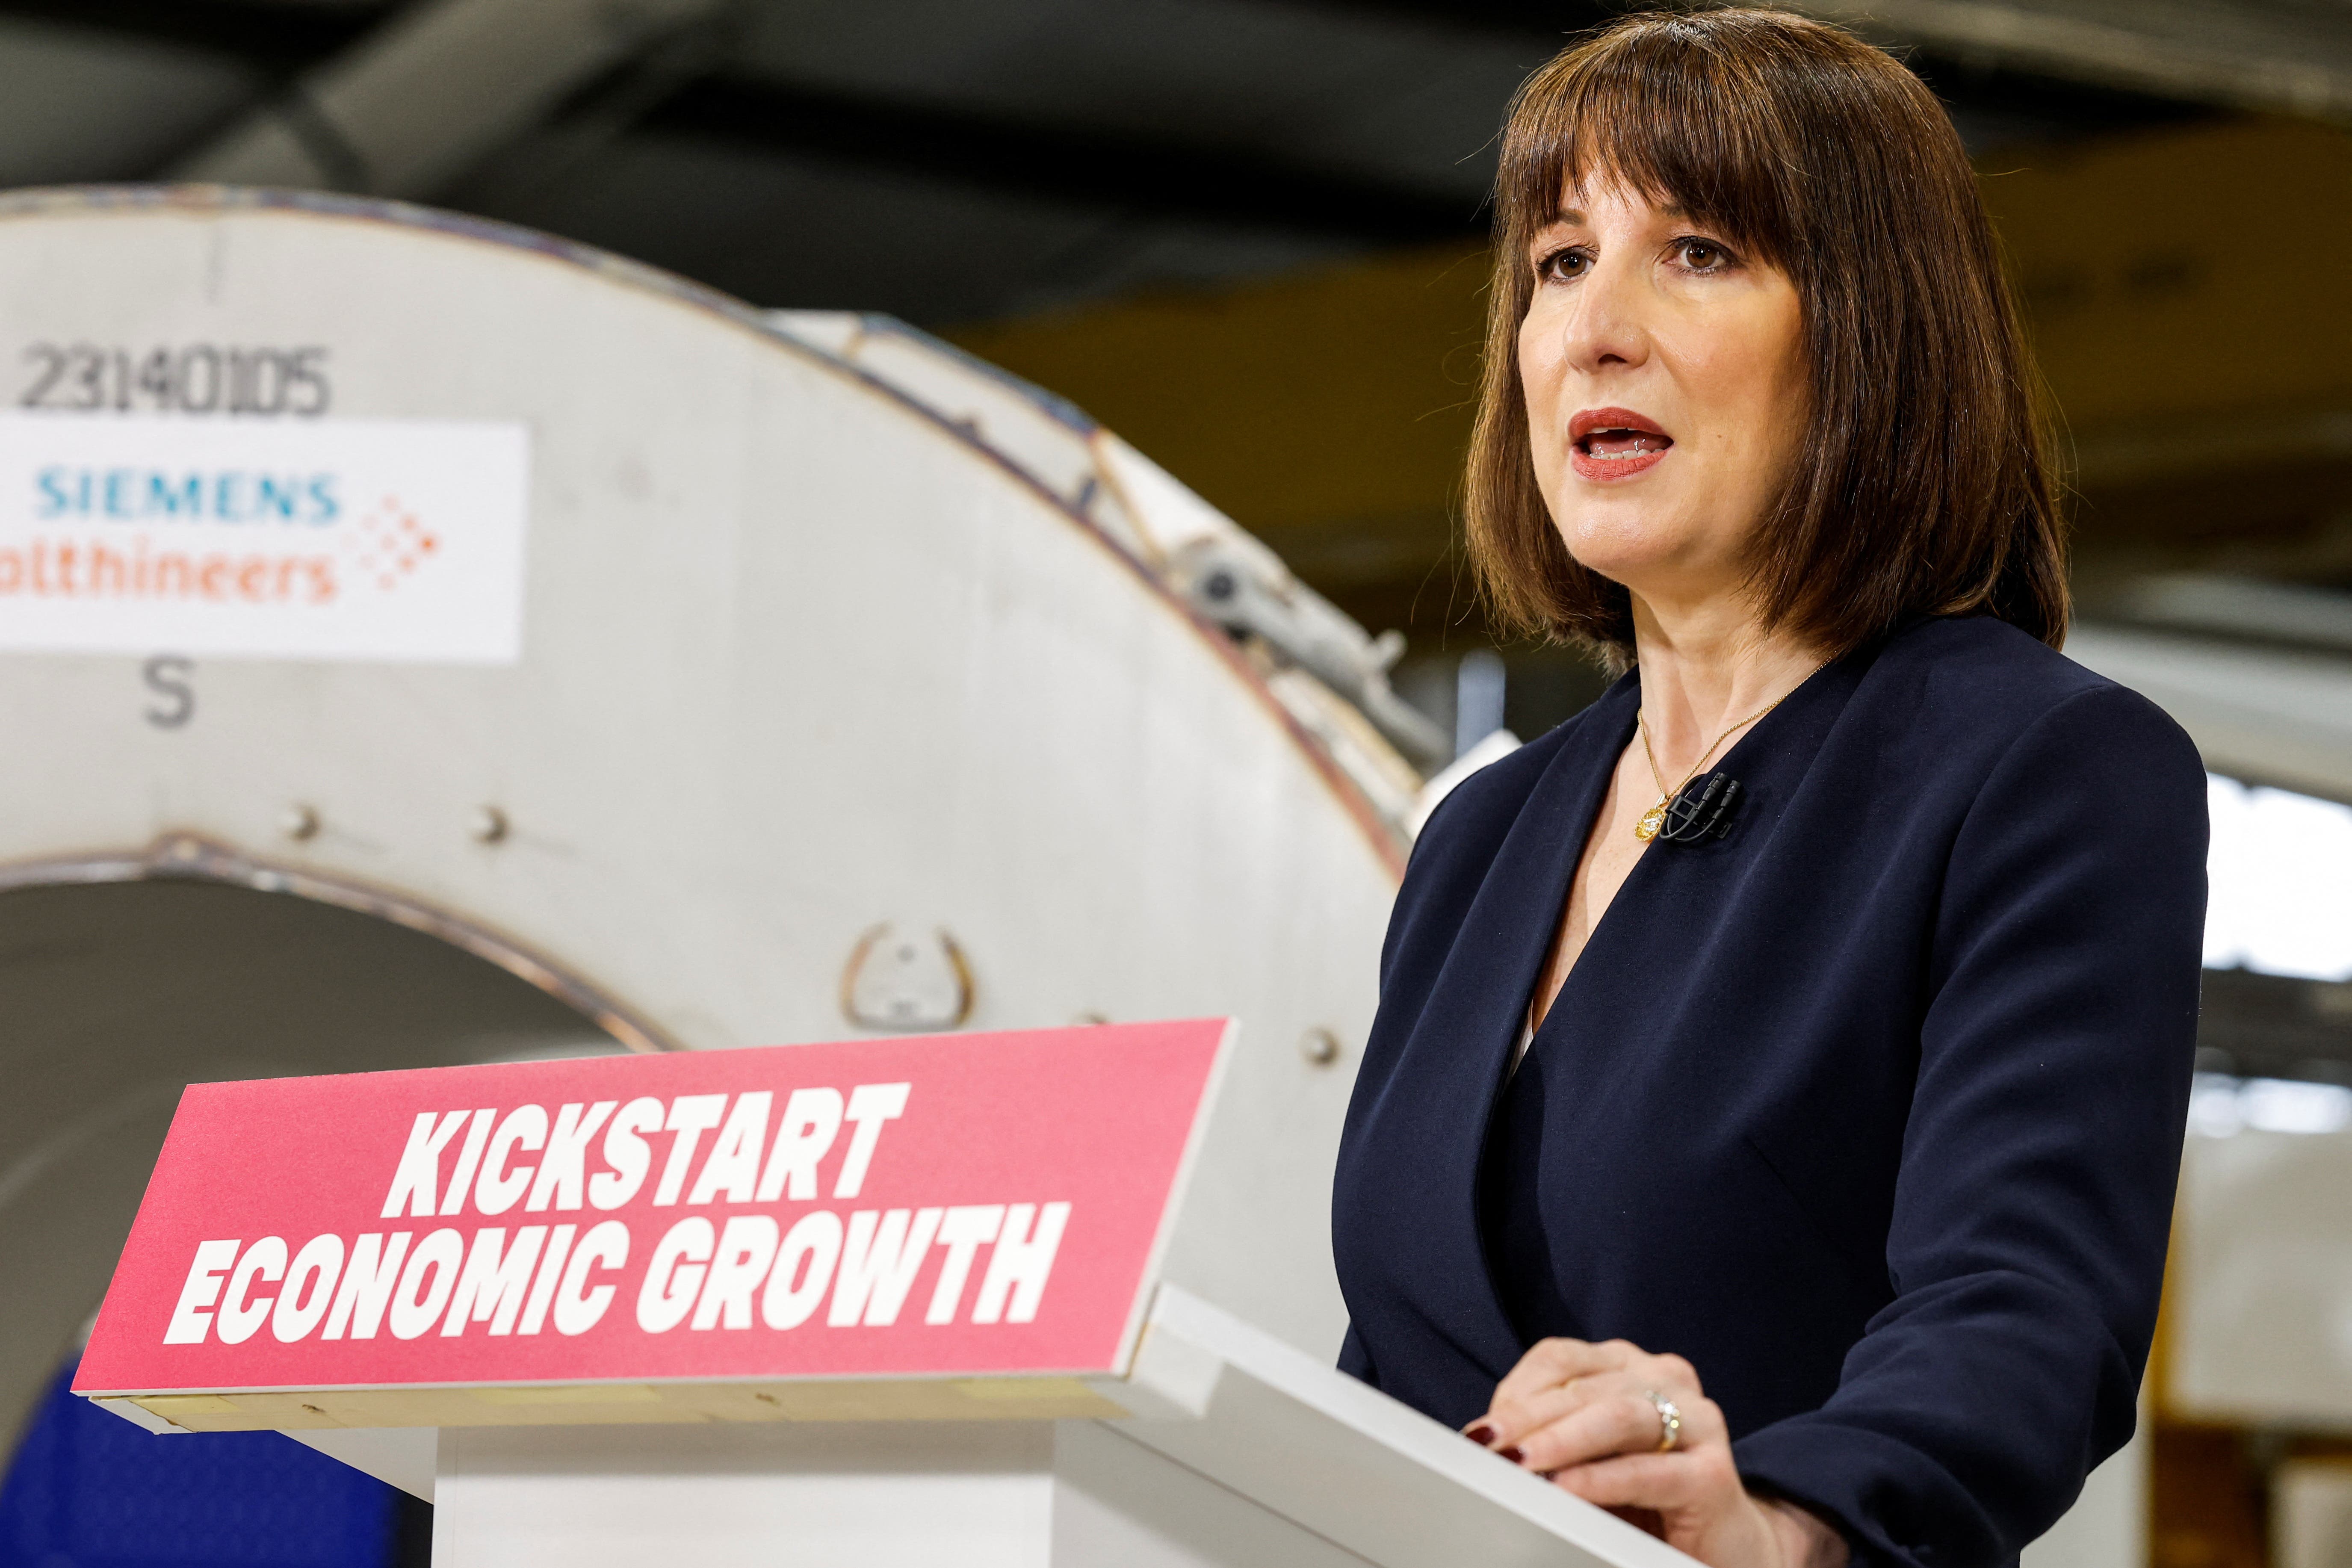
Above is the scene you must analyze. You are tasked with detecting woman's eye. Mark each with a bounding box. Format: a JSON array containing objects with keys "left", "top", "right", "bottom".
[
  {"left": 1677, "top": 240, "right": 1731, "bottom": 272},
  {"left": 1536, "top": 247, "right": 1589, "bottom": 282}
]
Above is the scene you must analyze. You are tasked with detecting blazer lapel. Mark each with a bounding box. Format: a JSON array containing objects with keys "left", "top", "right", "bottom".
[{"left": 1385, "top": 678, "right": 1637, "bottom": 1369}]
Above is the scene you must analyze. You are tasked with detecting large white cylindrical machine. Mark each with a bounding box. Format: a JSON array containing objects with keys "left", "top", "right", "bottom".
[{"left": 0, "top": 186, "right": 1420, "bottom": 1453}]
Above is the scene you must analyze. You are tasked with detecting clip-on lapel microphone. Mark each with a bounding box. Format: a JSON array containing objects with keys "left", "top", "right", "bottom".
[{"left": 1656, "top": 771, "right": 1743, "bottom": 843}]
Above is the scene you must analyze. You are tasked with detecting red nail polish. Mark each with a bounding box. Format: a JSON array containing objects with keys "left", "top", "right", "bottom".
[
  {"left": 1497, "top": 1446, "right": 1525, "bottom": 1465},
  {"left": 1464, "top": 1423, "right": 1495, "bottom": 1445}
]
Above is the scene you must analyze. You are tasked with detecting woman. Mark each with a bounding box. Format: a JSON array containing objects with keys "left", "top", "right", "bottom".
[{"left": 1330, "top": 12, "right": 2206, "bottom": 1568}]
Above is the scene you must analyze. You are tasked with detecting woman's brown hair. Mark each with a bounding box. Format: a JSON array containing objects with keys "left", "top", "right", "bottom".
[{"left": 1465, "top": 7, "right": 2068, "bottom": 663}]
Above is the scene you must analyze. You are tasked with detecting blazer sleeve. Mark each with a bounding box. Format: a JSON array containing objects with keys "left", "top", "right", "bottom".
[{"left": 1732, "top": 683, "right": 2208, "bottom": 1568}]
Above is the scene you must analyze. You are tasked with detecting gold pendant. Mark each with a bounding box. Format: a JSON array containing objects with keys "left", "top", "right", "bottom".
[{"left": 1635, "top": 800, "right": 1666, "bottom": 841}]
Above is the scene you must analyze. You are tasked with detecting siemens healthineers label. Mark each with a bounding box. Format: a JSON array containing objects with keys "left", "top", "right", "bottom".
[{"left": 0, "top": 413, "right": 528, "bottom": 663}]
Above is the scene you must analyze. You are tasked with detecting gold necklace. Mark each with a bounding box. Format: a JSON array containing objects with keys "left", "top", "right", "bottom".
[{"left": 1634, "top": 689, "right": 1798, "bottom": 841}]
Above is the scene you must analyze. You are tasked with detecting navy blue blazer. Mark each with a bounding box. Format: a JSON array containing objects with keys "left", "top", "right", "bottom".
[{"left": 1332, "top": 615, "right": 2207, "bottom": 1568}]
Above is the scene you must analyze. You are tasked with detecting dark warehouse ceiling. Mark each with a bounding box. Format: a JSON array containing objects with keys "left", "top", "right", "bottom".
[{"left": 0, "top": 0, "right": 2264, "bottom": 326}]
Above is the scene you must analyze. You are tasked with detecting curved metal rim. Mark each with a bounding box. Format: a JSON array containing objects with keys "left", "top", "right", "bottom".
[
  {"left": 0, "top": 834, "right": 678, "bottom": 1054},
  {"left": 0, "top": 183, "right": 1408, "bottom": 880}
]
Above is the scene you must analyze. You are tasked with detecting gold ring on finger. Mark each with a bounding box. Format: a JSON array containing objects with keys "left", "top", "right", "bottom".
[{"left": 1644, "top": 1389, "right": 1682, "bottom": 1453}]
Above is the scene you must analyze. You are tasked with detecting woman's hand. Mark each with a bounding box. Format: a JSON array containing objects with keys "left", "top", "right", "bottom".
[{"left": 1469, "top": 1338, "right": 1849, "bottom": 1568}]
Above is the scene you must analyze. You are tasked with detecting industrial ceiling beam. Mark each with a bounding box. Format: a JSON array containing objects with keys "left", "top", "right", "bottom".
[
  {"left": 168, "top": 0, "right": 731, "bottom": 197},
  {"left": 0, "top": 0, "right": 378, "bottom": 68},
  {"left": 0, "top": 0, "right": 1492, "bottom": 245},
  {"left": 635, "top": 75, "right": 1489, "bottom": 243},
  {"left": 1318, "top": 0, "right": 2352, "bottom": 122},
  {"left": 1793, "top": 0, "right": 2352, "bottom": 122}
]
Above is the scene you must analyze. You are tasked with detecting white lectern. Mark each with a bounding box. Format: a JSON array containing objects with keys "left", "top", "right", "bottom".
[
  {"left": 74, "top": 1020, "right": 1685, "bottom": 1568},
  {"left": 291, "top": 1285, "right": 1687, "bottom": 1568}
]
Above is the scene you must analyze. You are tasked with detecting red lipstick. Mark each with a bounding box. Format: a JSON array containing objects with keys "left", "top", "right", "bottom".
[{"left": 1569, "top": 407, "right": 1673, "bottom": 482}]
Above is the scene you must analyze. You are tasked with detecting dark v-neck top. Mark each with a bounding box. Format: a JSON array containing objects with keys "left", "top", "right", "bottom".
[{"left": 1330, "top": 615, "right": 2207, "bottom": 1568}]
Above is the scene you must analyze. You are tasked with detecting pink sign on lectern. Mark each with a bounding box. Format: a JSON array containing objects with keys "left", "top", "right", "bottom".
[{"left": 77, "top": 1019, "right": 1230, "bottom": 1404}]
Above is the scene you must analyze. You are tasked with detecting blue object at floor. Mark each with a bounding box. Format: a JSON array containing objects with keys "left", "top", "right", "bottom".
[{"left": 0, "top": 1358, "right": 401, "bottom": 1568}]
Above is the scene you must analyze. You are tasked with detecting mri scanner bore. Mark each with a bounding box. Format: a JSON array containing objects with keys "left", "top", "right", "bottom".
[{"left": 0, "top": 186, "right": 1416, "bottom": 1550}]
